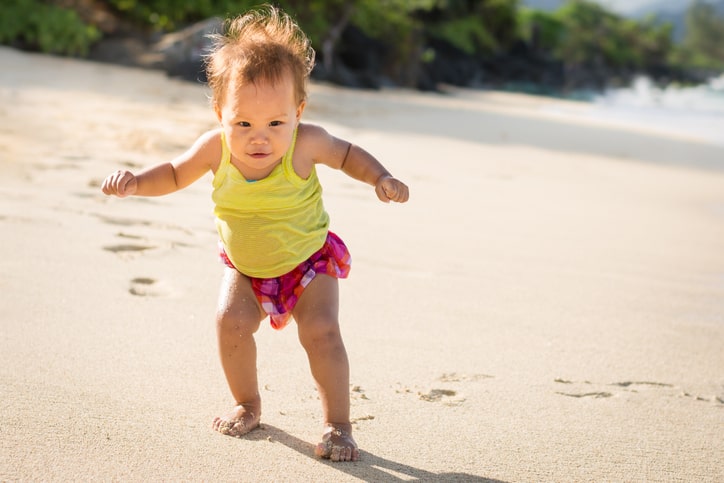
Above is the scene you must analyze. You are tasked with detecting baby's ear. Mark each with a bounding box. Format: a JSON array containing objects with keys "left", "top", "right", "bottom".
[
  {"left": 213, "top": 102, "right": 223, "bottom": 123},
  {"left": 296, "top": 100, "right": 306, "bottom": 122}
]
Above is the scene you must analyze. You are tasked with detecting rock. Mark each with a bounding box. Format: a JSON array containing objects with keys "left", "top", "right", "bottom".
[
  {"left": 89, "top": 17, "right": 222, "bottom": 82},
  {"left": 152, "top": 17, "right": 223, "bottom": 82}
]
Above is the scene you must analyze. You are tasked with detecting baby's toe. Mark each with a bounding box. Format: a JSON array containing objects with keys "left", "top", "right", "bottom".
[
  {"left": 333, "top": 446, "right": 354, "bottom": 462},
  {"left": 315, "top": 442, "right": 330, "bottom": 458},
  {"left": 317, "top": 425, "right": 359, "bottom": 462}
]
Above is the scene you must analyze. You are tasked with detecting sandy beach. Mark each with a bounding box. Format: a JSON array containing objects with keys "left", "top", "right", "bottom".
[{"left": 1, "top": 45, "right": 723, "bottom": 481}]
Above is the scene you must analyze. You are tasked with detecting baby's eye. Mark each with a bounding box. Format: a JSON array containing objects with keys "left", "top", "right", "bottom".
[
  {"left": 269, "top": 120, "right": 282, "bottom": 127},
  {"left": 237, "top": 121, "right": 250, "bottom": 127}
]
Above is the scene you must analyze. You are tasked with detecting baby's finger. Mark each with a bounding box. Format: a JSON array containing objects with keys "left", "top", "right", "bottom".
[
  {"left": 382, "top": 182, "right": 397, "bottom": 200},
  {"left": 101, "top": 172, "right": 120, "bottom": 195},
  {"left": 375, "top": 182, "right": 391, "bottom": 203},
  {"left": 385, "top": 180, "right": 409, "bottom": 203},
  {"left": 395, "top": 183, "right": 409, "bottom": 202},
  {"left": 117, "top": 173, "right": 130, "bottom": 196}
]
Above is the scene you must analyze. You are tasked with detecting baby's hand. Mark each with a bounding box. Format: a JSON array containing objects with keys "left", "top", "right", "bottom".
[
  {"left": 101, "top": 170, "right": 138, "bottom": 197},
  {"left": 375, "top": 175, "right": 409, "bottom": 203}
]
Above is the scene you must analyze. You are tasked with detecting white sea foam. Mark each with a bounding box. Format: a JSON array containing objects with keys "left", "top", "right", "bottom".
[{"left": 590, "top": 75, "right": 724, "bottom": 146}]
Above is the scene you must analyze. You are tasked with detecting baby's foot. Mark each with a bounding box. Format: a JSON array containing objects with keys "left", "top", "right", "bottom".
[
  {"left": 212, "top": 403, "right": 261, "bottom": 438},
  {"left": 315, "top": 423, "right": 360, "bottom": 462}
]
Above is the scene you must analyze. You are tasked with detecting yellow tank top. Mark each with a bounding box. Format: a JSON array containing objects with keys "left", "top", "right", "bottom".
[{"left": 212, "top": 129, "right": 329, "bottom": 278}]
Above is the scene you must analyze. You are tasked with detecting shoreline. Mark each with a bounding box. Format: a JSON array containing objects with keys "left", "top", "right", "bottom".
[{"left": 308, "top": 81, "right": 724, "bottom": 172}]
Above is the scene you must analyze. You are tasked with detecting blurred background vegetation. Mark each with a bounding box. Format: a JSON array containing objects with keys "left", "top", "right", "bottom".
[{"left": 2, "top": 0, "right": 723, "bottom": 92}]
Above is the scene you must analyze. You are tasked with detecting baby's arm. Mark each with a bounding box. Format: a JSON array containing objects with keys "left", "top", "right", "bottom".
[
  {"left": 102, "top": 130, "right": 220, "bottom": 197},
  {"left": 305, "top": 124, "right": 409, "bottom": 203},
  {"left": 343, "top": 143, "right": 409, "bottom": 203}
]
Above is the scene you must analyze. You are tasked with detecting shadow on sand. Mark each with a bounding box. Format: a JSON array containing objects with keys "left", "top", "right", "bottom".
[{"left": 245, "top": 424, "right": 507, "bottom": 482}]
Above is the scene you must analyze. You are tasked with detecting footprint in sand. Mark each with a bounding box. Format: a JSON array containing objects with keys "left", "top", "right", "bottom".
[
  {"left": 129, "top": 277, "right": 170, "bottom": 297},
  {"left": 419, "top": 388, "right": 459, "bottom": 403},
  {"left": 552, "top": 379, "right": 723, "bottom": 404},
  {"left": 349, "top": 385, "right": 376, "bottom": 426},
  {"left": 93, "top": 213, "right": 193, "bottom": 235},
  {"left": 103, "top": 243, "right": 156, "bottom": 253},
  {"left": 417, "top": 373, "right": 493, "bottom": 406},
  {"left": 438, "top": 372, "right": 494, "bottom": 383},
  {"left": 94, "top": 214, "right": 154, "bottom": 228},
  {"left": 351, "top": 385, "right": 370, "bottom": 401},
  {"left": 554, "top": 378, "right": 622, "bottom": 399},
  {"left": 103, "top": 235, "right": 157, "bottom": 261},
  {"left": 556, "top": 390, "right": 614, "bottom": 399}
]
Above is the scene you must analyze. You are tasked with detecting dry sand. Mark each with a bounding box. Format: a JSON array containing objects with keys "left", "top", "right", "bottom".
[{"left": 1, "top": 46, "right": 723, "bottom": 482}]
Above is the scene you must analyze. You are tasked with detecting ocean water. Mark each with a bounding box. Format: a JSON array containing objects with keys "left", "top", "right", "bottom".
[{"left": 589, "top": 75, "right": 724, "bottom": 147}]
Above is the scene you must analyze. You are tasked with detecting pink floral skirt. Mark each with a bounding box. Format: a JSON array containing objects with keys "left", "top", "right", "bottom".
[{"left": 219, "top": 231, "right": 351, "bottom": 330}]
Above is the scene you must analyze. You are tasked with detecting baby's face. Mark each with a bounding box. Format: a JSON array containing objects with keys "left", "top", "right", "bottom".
[{"left": 215, "top": 72, "right": 305, "bottom": 179}]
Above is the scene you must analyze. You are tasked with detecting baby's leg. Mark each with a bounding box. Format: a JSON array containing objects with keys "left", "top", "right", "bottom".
[
  {"left": 293, "top": 274, "right": 359, "bottom": 462},
  {"left": 212, "top": 267, "right": 266, "bottom": 438}
]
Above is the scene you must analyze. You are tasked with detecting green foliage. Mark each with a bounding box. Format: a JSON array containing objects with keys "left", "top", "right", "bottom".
[
  {"left": 478, "top": 0, "right": 520, "bottom": 49},
  {"left": 422, "top": 0, "right": 519, "bottom": 54},
  {"left": 348, "top": 1, "right": 436, "bottom": 84},
  {"left": 550, "top": 0, "right": 675, "bottom": 73},
  {"left": 0, "top": 0, "right": 100, "bottom": 56},
  {"left": 553, "top": 0, "right": 621, "bottom": 65},
  {"left": 517, "top": 8, "right": 564, "bottom": 52},
  {"left": 677, "top": 0, "right": 724, "bottom": 69},
  {"left": 628, "top": 16, "right": 672, "bottom": 68},
  {"left": 106, "top": 0, "right": 261, "bottom": 31},
  {"left": 428, "top": 16, "right": 495, "bottom": 54},
  {"left": 353, "top": 0, "right": 429, "bottom": 41},
  {"left": 2, "top": 0, "right": 722, "bottom": 84},
  {"left": 283, "top": 0, "right": 364, "bottom": 47}
]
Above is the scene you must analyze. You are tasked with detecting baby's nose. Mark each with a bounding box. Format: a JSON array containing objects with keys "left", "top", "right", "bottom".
[
  {"left": 250, "top": 136, "right": 265, "bottom": 144},
  {"left": 249, "top": 129, "right": 268, "bottom": 143}
]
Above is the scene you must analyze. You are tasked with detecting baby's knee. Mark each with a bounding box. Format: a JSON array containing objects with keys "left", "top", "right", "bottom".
[
  {"left": 216, "top": 307, "right": 262, "bottom": 338},
  {"left": 299, "top": 315, "right": 343, "bottom": 348}
]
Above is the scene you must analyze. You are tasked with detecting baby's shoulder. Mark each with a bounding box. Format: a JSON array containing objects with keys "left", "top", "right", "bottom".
[
  {"left": 297, "top": 122, "right": 329, "bottom": 142},
  {"left": 296, "top": 122, "right": 336, "bottom": 155},
  {"left": 193, "top": 128, "right": 223, "bottom": 155},
  {"left": 197, "top": 128, "right": 223, "bottom": 149},
  {"left": 294, "top": 122, "right": 350, "bottom": 169},
  {"left": 182, "top": 128, "right": 224, "bottom": 171}
]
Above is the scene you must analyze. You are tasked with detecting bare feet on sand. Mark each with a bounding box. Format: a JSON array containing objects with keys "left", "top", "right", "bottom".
[
  {"left": 213, "top": 406, "right": 358, "bottom": 462},
  {"left": 315, "top": 423, "right": 360, "bottom": 462},
  {"left": 212, "top": 402, "right": 261, "bottom": 438}
]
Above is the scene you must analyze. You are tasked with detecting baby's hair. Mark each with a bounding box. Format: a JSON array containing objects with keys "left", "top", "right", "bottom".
[{"left": 206, "top": 4, "right": 315, "bottom": 107}]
